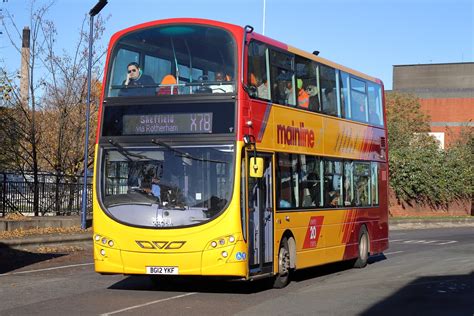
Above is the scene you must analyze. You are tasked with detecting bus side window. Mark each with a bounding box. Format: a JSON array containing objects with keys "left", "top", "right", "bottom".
[
  {"left": 295, "top": 56, "right": 320, "bottom": 111},
  {"left": 145, "top": 55, "right": 172, "bottom": 87},
  {"left": 350, "top": 77, "right": 369, "bottom": 123},
  {"left": 270, "top": 50, "right": 295, "bottom": 107},
  {"left": 276, "top": 153, "right": 297, "bottom": 209},
  {"left": 339, "top": 71, "right": 351, "bottom": 119},
  {"left": 247, "top": 41, "right": 270, "bottom": 100},
  {"left": 323, "top": 160, "right": 343, "bottom": 207},
  {"left": 319, "top": 65, "right": 338, "bottom": 116},
  {"left": 368, "top": 82, "right": 383, "bottom": 126}
]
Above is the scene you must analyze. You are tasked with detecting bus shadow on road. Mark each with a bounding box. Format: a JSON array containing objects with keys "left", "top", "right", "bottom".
[
  {"left": 108, "top": 255, "right": 387, "bottom": 293},
  {"left": 108, "top": 275, "right": 274, "bottom": 294},
  {"left": 292, "top": 254, "right": 387, "bottom": 284},
  {"left": 0, "top": 244, "right": 65, "bottom": 274},
  {"left": 361, "top": 272, "right": 474, "bottom": 315}
]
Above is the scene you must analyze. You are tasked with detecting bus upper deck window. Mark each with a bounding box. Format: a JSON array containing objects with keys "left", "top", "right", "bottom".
[{"left": 106, "top": 24, "right": 236, "bottom": 98}]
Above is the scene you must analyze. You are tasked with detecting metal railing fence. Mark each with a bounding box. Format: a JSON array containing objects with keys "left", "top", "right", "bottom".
[{"left": 0, "top": 172, "right": 92, "bottom": 216}]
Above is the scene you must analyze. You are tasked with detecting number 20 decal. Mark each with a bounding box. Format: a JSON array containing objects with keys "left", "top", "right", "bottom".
[{"left": 303, "top": 216, "right": 324, "bottom": 249}]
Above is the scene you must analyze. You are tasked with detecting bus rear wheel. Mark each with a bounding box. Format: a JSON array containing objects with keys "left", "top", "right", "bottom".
[
  {"left": 273, "top": 237, "right": 291, "bottom": 288},
  {"left": 353, "top": 226, "right": 369, "bottom": 268}
]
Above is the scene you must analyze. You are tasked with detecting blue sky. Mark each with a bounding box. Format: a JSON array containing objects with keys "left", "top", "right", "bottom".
[{"left": 1, "top": 0, "right": 473, "bottom": 89}]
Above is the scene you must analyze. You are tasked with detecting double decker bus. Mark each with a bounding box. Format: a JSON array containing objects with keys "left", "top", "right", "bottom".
[{"left": 93, "top": 18, "right": 388, "bottom": 287}]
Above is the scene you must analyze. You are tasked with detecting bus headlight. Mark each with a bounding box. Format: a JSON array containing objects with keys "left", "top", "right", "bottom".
[
  {"left": 100, "top": 249, "right": 106, "bottom": 256},
  {"left": 229, "top": 236, "right": 235, "bottom": 243},
  {"left": 94, "top": 233, "right": 115, "bottom": 249},
  {"left": 221, "top": 251, "right": 228, "bottom": 258},
  {"left": 211, "top": 241, "right": 217, "bottom": 248}
]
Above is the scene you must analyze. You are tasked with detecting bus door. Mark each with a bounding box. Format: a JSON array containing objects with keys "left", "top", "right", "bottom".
[{"left": 247, "top": 153, "right": 274, "bottom": 275}]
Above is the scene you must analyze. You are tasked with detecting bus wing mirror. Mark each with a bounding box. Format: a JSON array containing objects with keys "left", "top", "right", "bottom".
[{"left": 249, "top": 157, "right": 264, "bottom": 178}]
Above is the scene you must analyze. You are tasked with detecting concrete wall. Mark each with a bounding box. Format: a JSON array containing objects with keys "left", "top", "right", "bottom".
[
  {"left": 0, "top": 216, "right": 81, "bottom": 232},
  {"left": 392, "top": 62, "right": 474, "bottom": 147},
  {"left": 393, "top": 63, "right": 474, "bottom": 91}
]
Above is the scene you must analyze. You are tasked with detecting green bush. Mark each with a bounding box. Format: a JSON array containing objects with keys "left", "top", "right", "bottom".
[{"left": 386, "top": 93, "right": 473, "bottom": 207}]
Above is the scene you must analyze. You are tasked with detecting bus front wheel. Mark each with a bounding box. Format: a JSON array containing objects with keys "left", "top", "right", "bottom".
[
  {"left": 273, "top": 237, "right": 291, "bottom": 288},
  {"left": 353, "top": 226, "right": 369, "bottom": 268}
]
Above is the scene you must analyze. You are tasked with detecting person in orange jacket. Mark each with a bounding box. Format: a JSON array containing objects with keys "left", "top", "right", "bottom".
[{"left": 297, "top": 79, "right": 309, "bottom": 108}]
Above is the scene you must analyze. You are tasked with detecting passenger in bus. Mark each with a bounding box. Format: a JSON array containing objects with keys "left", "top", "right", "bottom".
[
  {"left": 306, "top": 85, "right": 320, "bottom": 112},
  {"left": 150, "top": 176, "right": 161, "bottom": 201},
  {"left": 210, "top": 71, "right": 233, "bottom": 93},
  {"left": 322, "top": 86, "right": 337, "bottom": 115},
  {"left": 286, "top": 82, "right": 296, "bottom": 105},
  {"left": 307, "top": 172, "right": 321, "bottom": 206},
  {"left": 297, "top": 79, "right": 309, "bottom": 109},
  {"left": 157, "top": 74, "right": 178, "bottom": 95},
  {"left": 369, "top": 107, "right": 381, "bottom": 125},
  {"left": 257, "top": 75, "right": 269, "bottom": 99},
  {"left": 119, "top": 62, "right": 156, "bottom": 96}
]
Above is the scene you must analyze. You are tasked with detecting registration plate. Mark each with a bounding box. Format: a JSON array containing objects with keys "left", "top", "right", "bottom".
[{"left": 146, "top": 266, "right": 179, "bottom": 275}]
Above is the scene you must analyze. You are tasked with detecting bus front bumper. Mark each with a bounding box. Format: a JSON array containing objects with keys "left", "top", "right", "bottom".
[{"left": 94, "top": 241, "right": 248, "bottom": 277}]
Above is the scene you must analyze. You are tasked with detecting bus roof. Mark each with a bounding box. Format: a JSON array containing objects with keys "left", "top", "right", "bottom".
[{"left": 108, "top": 18, "right": 383, "bottom": 86}]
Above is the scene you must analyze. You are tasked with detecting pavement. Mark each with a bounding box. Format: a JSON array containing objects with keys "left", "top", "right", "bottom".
[{"left": 0, "top": 216, "right": 473, "bottom": 250}]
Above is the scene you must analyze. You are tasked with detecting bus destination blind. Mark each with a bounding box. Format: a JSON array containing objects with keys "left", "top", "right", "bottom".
[{"left": 122, "top": 113, "right": 213, "bottom": 135}]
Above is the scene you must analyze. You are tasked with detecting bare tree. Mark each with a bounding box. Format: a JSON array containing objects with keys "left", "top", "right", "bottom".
[{"left": 0, "top": 1, "right": 107, "bottom": 215}]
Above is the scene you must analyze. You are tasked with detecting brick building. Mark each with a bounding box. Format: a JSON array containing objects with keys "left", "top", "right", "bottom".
[{"left": 392, "top": 62, "right": 474, "bottom": 148}]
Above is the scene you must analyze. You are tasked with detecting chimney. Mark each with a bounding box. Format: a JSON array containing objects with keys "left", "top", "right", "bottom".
[{"left": 20, "top": 26, "right": 30, "bottom": 106}]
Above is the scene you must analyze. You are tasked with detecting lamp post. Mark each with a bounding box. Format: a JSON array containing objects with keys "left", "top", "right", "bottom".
[{"left": 81, "top": 0, "right": 107, "bottom": 230}]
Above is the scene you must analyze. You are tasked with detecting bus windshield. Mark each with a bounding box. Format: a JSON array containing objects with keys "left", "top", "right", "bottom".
[
  {"left": 106, "top": 24, "right": 236, "bottom": 98},
  {"left": 101, "top": 144, "right": 234, "bottom": 228}
]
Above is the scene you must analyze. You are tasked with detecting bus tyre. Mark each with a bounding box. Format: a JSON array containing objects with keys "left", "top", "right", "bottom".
[
  {"left": 353, "top": 226, "right": 369, "bottom": 268},
  {"left": 273, "top": 237, "right": 291, "bottom": 288}
]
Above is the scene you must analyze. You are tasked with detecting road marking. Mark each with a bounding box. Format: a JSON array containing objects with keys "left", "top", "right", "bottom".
[
  {"left": 402, "top": 240, "right": 420, "bottom": 244},
  {"left": 391, "top": 239, "right": 458, "bottom": 245},
  {"left": 384, "top": 251, "right": 404, "bottom": 255},
  {"left": 0, "top": 262, "right": 94, "bottom": 277},
  {"left": 437, "top": 240, "right": 458, "bottom": 245},
  {"left": 100, "top": 292, "right": 198, "bottom": 316}
]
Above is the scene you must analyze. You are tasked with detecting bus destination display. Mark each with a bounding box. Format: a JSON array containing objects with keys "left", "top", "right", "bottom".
[{"left": 123, "top": 113, "right": 213, "bottom": 135}]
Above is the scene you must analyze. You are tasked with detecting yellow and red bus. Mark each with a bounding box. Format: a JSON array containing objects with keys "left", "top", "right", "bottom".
[{"left": 93, "top": 18, "right": 388, "bottom": 287}]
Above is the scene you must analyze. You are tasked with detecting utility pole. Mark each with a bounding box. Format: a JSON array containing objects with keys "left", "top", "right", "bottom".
[{"left": 81, "top": 0, "right": 108, "bottom": 230}]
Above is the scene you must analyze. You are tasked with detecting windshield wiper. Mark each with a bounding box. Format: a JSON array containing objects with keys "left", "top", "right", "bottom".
[
  {"left": 107, "top": 139, "right": 149, "bottom": 161},
  {"left": 151, "top": 139, "right": 227, "bottom": 164}
]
